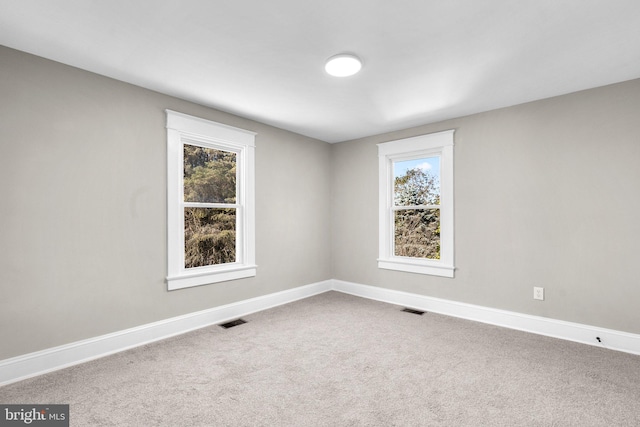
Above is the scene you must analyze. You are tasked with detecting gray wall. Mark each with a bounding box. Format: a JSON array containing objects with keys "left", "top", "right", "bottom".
[
  {"left": 0, "top": 46, "right": 332, "bottom": 360},
  {"left": 331, "top": 78, "right": 640, "bottom": 335},
  {"left": 2, "top": 44, "right": 640, "bottom": 362}
]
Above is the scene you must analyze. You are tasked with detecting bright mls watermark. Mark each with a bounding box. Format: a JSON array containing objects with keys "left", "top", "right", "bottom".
[{"left": 0, "top": 405, "right": 68, "bottom": 426}]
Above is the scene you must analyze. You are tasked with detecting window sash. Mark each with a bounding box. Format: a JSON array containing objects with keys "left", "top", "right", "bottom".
[
  {"left": 183, "top": 202, "right": 239, "bottom": 208},
  {"left": 392, "top": 205, "right": 440, "bottom": 210},
  {"left": 180, "top": 202, "right": 245, "bottom": 272},
  {"left": 181, "top": 140, "right": 244, "bottom": 268},
  {"left": 184, "top": 206, "right": 238, "bottom": 268}
]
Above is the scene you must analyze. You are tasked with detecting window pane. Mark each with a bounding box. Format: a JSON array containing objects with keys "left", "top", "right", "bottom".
[
  {"left": 393, "top": 157, "right": 440, "bottom": 206},
  {"left": 184, "top": 207, "right": 236, "bottom": 268},
  {"left": 394, "top": 208, "right": 440, "bottom": 259},
  {"left": 184, "top": 145, "right": 236, "bottom": 203}
]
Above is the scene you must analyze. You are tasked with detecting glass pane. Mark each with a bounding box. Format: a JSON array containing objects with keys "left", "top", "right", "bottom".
[
  {"left": 184, "top": 144, "right": 236, "bottom": 203},
  {"left": 393, "top": 157, "right": 440, "bottom": 206},
  {"left": 184, "top": 207, "right": 236, "bottom": 268},
  {"left": 394, "top": 208, "right": 440, "bottom": 259}
]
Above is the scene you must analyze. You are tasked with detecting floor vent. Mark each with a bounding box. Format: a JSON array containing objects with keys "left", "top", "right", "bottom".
[
  {"left": 219, "top": 319, "right": 247, "bottom": 329},
  {"left": 402, "top": 308, "right": 425, "bottom": 315}
]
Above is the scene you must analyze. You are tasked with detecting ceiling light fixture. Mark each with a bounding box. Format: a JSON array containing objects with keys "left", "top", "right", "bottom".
[{"left": 325, "top": 53, "right": 362, "bottom": 77}]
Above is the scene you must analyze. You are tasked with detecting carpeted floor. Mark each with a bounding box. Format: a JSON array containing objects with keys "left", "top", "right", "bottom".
[{"left": 2, "top": 291, "right": 640, "bottom": 426}]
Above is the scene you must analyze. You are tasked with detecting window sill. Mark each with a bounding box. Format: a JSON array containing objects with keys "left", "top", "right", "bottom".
[
  {"left": 167, "top": 265, "right": 257, "bottom": 290},
  {"left": 378, "top": 258, "right": 454, "bottom": 278}
]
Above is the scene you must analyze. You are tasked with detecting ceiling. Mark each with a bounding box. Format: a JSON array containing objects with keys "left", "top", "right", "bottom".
[{"left": 1, "top": 0, "right": 640, "bottom": 143}]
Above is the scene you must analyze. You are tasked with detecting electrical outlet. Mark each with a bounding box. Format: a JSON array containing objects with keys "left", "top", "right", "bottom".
[{"left": 533, "top": 287, "right": 544, "bottom": 301}]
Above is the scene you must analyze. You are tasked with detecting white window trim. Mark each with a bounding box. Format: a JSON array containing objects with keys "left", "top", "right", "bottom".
[
  {"left": 377, "top": 130, "right": 455, "bottom": 278},
  {"left": 166, "top": 110, "right": 256, "bottom": 290}
]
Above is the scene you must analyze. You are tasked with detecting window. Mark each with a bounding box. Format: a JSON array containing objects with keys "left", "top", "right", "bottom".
[
  {"left": 378, "top": 130, "right": 454, "bottom": 277},
  {"left": 166, "top": 110, "right": 256, "bottom": 290}
]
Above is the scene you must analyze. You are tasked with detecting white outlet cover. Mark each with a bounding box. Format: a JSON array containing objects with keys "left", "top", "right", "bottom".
[{"left": 533, "top": 287, "right": 544, "bottom": 300}]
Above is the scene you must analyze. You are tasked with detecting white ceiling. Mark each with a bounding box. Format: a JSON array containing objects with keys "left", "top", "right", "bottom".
[{"left": 1, "top": 0, "right": 640, "bottom": 143}]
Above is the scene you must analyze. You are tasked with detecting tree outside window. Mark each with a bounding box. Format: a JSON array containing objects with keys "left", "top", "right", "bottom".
[
  {"left": 393, "top": 157, "right": 441, "bottom": 260},
  {"left": 183, "top": 145, "right": 237, "bottom": 268}
]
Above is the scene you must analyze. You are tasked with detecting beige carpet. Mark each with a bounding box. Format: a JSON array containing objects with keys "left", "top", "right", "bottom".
[{"left": 2, "top": 291, "right": 640, "bottom": 426}]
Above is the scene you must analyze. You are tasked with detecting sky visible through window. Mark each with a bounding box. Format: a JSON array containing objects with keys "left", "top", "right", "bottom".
[{"left": 394, "top": 157, "right": 440, "bottom": 181}]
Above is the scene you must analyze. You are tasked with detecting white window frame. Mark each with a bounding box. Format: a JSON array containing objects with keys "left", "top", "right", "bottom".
[
  {"left": 166, "top": 110, "right": 256, "bottom": 290},
  {"left": 377, "top": 130, "right": 455, "bottom": 278}
]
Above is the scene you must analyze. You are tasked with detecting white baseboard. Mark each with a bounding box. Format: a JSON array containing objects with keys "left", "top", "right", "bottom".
[
  {"left": 0, "top": 280, "right": 332, "bottom": 386},
  {"left": 331, "top": 279, "right": 640, "bottom": 356},
  {"left": 3, "top": 278, "right": 639, "bottom": 386}
]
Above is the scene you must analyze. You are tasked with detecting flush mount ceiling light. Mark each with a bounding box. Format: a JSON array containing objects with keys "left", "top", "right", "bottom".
[{"left": 325, "top": 53, "right": 362, "bottom": 77}]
